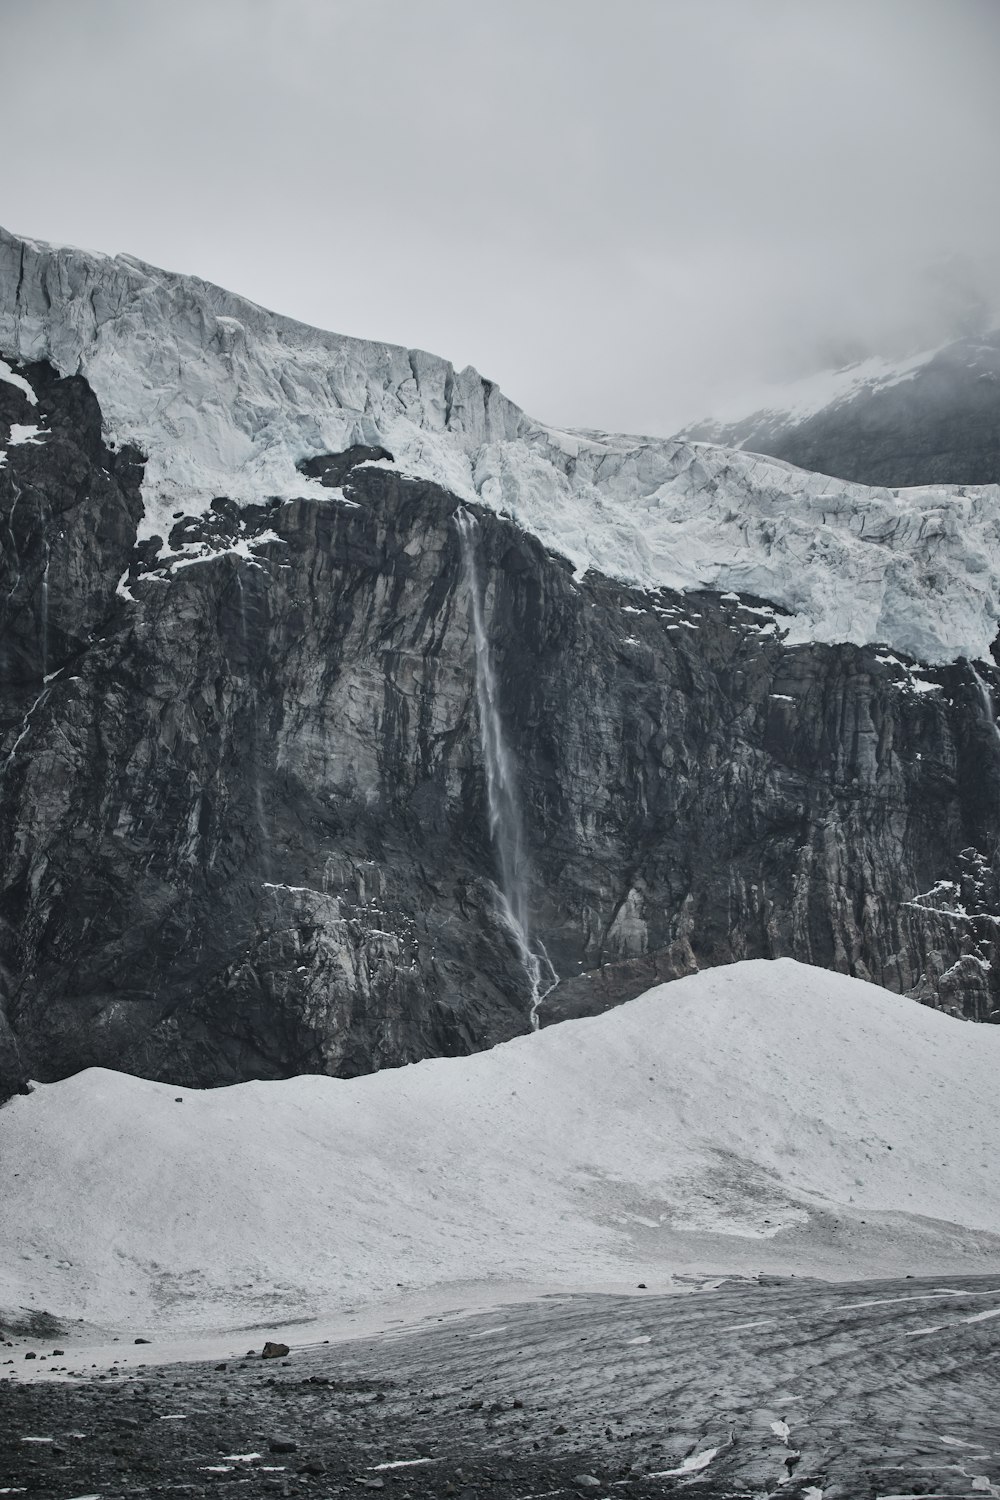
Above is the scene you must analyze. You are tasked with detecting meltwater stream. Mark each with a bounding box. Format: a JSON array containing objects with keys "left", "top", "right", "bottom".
[{"left": 454, "top": 508, "right": 557, "bottom": 1028}]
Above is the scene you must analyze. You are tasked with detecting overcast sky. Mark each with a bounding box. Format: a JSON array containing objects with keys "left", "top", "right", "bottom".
[{"left": 3, "top": 0, "right": 999, "bottom": 433}]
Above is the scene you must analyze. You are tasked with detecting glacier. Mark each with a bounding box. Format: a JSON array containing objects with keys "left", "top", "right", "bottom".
[{"left": 2, "top": 224, "right": 1000, "bottom": 664}]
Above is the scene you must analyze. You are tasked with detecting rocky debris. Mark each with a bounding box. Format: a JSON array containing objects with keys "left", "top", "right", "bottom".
[
  {"left": 2, "top": 1276, "right": 1000, "bottom": 1498},
  {"left": 3, "top": 362, "right": 1000, "bottom": 1099},
  {"left": 260, "top": 1342, "right": 290, "bottom": 1360},
  {"left": 298, "top": 444, "right": 394, "bottom": 488}
]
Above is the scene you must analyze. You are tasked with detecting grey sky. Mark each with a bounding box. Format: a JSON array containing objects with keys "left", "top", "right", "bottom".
[{"left": 2, "top": 0, "right": 999, "bottom": 433}]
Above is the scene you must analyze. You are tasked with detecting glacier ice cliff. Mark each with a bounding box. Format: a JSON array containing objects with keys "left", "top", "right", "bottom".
[{"left": 4, "top": 227, "right": 1000, "bottom": 665}]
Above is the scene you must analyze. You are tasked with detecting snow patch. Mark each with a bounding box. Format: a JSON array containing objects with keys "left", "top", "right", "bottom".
[
  {"left": 649, "top": 1444, "right": 722, "bottom": 1478},
  {"left": 7, "top": 423, "right": 45, "bottom": 445},
  {"left": 0, "top": 357, "right": 37, "bottom": 404}
]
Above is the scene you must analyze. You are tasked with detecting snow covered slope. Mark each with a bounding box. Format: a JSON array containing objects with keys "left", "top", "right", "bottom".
[
  {"left": 3, "top": 227, "right": 1000, "bottom": 663},
  {"left": 680, "top": 344, "right": 951, "bottom": 445},
  {"left": 2, "top": 959, "right": 1000, "bottom": 1335},
  {"left": 678, "top": 331, "right": 1000, "bottom": 494}
]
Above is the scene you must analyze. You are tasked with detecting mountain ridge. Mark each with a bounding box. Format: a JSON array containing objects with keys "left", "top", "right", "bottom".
[{"left": 677, "top": 328, "right": 1000, "bottom": 490}]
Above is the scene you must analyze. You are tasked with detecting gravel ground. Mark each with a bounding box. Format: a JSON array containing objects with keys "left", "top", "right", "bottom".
[{"left": 3, "top": 1275, "right": 1000, "bottom": 1499}]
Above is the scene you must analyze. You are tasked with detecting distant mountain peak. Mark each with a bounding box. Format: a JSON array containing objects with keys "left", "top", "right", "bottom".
[{"left": 676, "top": 328, "right": 1000, "bottom": 493}]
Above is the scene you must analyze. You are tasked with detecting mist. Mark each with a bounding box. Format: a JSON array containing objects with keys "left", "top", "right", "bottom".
[{"left": 2, "top": 0, "right": 998, "bottom": 432}]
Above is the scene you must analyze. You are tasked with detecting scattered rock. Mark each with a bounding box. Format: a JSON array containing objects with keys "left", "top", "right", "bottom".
[
  {"left": 262, "top": 1342, "right": 290, "bottom": 1360},
  {"left": 134, "top": 1337, "right": 151, "bottom": 1344},
  {"left": 269, "top": 1438, "right": 298, "bottom": 1454}
]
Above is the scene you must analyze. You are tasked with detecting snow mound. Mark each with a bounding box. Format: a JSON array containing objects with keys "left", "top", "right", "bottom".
[
  {"left": 2, "top": 958, "right": 1000, "bottom": 1335},
  {"left": 3, "top": 227, "right": 1000, "bottom": 662}
]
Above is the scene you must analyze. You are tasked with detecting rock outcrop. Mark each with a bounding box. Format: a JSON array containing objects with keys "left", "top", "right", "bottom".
[{"left": 2, "top": 352, "right": 1000, "bottom": 1101}]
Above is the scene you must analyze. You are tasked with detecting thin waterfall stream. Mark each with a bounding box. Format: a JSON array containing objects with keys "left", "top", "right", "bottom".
[
  {"left": 235, "top": 571, "right": 272, "bottom": 883},
  {"left": 39, "top": 539, "right": 50, "bottom": 680},
  {"left": 971, "top": 662, "right": 1000, "bottom": 754},
  {"left": 454, "top": 507, "right": 558, "bottom": 1028}
]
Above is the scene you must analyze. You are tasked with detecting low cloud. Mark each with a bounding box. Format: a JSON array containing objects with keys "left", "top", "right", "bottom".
[{"left": 3, "top": 0, "right": 998, "bottom": 432}]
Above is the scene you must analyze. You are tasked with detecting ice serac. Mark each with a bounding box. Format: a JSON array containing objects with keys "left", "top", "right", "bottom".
[
  {"left": 679, "top": 330, "right": 1000, "bottom": 490},
  {"left": 3, "top": 228, "right": 1000, "bottom": 1098}
]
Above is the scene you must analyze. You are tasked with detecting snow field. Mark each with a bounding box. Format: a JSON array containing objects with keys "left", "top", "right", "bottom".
[{"left": 2, "top": 958, "right": 1000, "bottom": 1335}]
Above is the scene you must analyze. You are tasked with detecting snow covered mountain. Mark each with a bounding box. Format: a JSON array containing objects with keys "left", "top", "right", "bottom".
[
  {"left": 3, "top": 226, "right": 1000, "bottom": 1101},
  {"left": 677, "top": 330, "right": 1000, "bottom": 491},
  {"left": 4, "top": 960, "right": 999, "bottom": 1335},
  {"left": 4, "top": 227, "right": 1000, "bottom": 664}
]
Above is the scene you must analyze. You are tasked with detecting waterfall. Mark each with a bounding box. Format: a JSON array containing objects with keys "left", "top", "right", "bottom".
[
  {"left": 39, "top": 539, "right": 49, "bottom": 679},
  {"left": 235, "top": 572, "right": 272, "bottom": 882},
  {"left": 453, "top": 507, "right": 557, "bottom": 1028},
  {"left": 971, "top": 662, "right": 1000, "bottom": 754}
]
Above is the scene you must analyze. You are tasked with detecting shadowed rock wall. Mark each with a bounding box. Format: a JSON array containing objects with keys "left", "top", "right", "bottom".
[{"left": 2, "top": 364, "right": 999, "bottom": 1099}]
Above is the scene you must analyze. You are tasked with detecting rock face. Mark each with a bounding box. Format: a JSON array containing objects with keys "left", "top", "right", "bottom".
[
  {"left": 680, "top": 330, "right": 1000, "bottom": 488},
  {"left": 2, "top": 355, "right": 1000, "bottom": 1100}
]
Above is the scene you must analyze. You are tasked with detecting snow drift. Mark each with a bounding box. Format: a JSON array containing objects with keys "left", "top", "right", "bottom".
[
  {"left": 3, "top": 227, "right": 1000, "bottom": 663},
  {"left": 2, "top": 958, "right": 999, "bottom": 1336}
]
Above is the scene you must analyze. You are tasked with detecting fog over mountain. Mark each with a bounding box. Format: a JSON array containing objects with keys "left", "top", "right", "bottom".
[{"left": 3, "top": 0, "right": 999, "bottom": 434}]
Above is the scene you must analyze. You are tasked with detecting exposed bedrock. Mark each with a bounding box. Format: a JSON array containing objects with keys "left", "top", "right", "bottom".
[{"left": 2, "top": 364, "right": 999, "bottom": 1099}]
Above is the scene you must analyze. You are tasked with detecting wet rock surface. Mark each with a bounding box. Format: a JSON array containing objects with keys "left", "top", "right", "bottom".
[
  {"left": 3, "top": 1276, "right": 1000, "bottom": 1498},
  {"left": 3, "top": 363, "right": 1000, "bottom": 1098}
]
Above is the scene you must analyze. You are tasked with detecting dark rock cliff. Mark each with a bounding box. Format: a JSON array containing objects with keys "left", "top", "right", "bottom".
[
  {"left": 2, "top": 362, "right": 999, "bottom": 1100},
  {"left": 682, "top": 331, "right": 1000, "bottom": 488}
]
